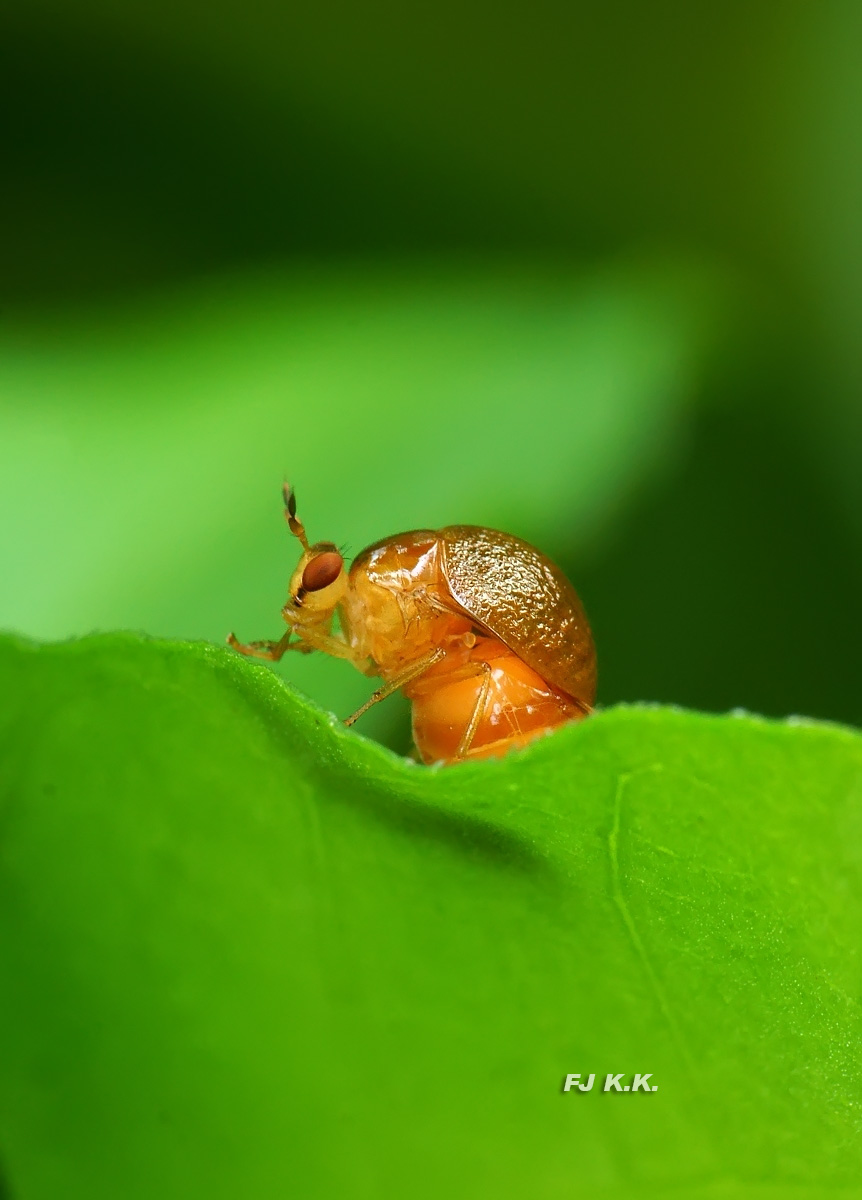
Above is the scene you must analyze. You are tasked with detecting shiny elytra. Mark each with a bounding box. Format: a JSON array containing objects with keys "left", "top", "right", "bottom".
[{"left": 228, "top": 486, "right": 596, "bottom": 764}]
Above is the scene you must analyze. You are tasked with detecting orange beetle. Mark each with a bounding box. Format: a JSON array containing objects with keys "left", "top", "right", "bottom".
[{"left": 228, "top": 486, "right": 596, "bottom": 764}]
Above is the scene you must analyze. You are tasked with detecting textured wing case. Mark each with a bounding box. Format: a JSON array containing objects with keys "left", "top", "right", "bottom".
[{"left": 439, "top": 525, "right": 597, "bottom": 704}]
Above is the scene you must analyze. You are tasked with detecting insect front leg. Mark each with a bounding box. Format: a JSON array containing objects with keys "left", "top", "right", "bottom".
[
  {"left": 286, "top": 621, "right": 373, "bottom": 671},
  {"left": 226, "top": 629, "right": 304, "bottom": 661}
]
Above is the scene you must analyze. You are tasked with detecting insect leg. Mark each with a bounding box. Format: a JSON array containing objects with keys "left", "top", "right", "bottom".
[
  {"left": 226, "top": 628, "right": 296, "bottom": 661},
  {"left": 454, "top": 661, "right": 493, "bottom": 759},
  {"left": 344, "top": 647, "right": 446, "bottom": 727},
  {"left": 287, "top": 624, "right": 372, "bottom": 670},
  {"left": 406, "top": 658, "right": 487, "bottom": 696}
]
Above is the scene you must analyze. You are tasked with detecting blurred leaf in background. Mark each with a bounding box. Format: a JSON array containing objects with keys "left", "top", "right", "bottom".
[
  {"left": 0, "top": 255, "right": 734, "bottom": 747},
  {"left": 2, "top": 1, "right": 860, "bottom": 739}
]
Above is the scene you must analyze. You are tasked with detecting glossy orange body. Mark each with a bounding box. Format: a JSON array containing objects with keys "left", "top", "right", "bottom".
[
  {"left": 340, "top": 529, "right": 595, "bottom": 763},
  {"left": 407, "top": 638, "right": 584, "bottom": 762},
  {"left": 228, "top": 491, "right": 596, "bottom": 766}
]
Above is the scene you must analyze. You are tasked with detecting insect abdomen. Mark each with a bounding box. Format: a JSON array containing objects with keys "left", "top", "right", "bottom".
[{"left": 406, "top": 637, "right": 585, "bottom": 763}]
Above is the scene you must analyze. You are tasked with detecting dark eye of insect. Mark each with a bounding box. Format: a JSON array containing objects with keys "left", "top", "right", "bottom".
[{"left": 301, "top": 551, "right": 343, "bottom": 592}]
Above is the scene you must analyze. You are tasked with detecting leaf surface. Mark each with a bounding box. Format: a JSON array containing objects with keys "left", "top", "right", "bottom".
[{"left": 0, "top": 633, "right": 860, "bottom": 1198}]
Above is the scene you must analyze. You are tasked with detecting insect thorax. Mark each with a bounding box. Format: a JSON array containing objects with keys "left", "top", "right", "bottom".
[{"left": 342, "top": 533, "right": 470, "bottom": 675}]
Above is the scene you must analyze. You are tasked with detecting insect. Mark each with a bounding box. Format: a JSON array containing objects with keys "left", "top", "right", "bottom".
[{"left": 227, "top": 485, "right": 597, "bottom": 764}]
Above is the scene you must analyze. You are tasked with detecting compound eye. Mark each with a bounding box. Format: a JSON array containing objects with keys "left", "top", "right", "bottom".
[{"left": 301, "top": 551, "right": 343, "bottom": 593}]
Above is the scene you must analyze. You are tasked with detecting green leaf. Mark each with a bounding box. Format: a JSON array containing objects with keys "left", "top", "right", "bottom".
[
  {"left": 1, "top": 632, "right": 860, "bottom": 1198},
  {"left": 0, "top": 256, "right": 731, "bottom": 749},
  {"left": 0, "top": 257, "right": 726, "bottom": 649}
]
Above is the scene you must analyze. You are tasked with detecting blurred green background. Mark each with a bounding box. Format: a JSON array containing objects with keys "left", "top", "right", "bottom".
[{"left": 1, "top": 0, "right": 861, "bottom": 750}]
